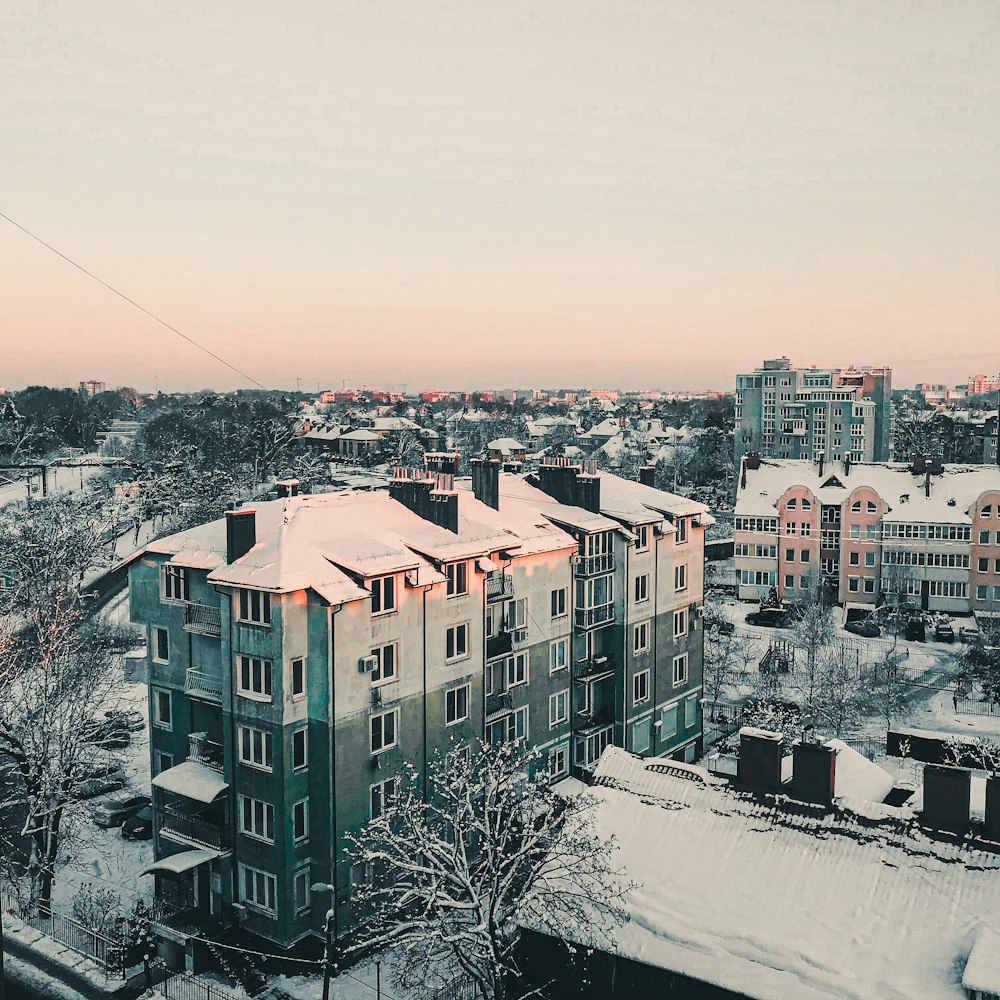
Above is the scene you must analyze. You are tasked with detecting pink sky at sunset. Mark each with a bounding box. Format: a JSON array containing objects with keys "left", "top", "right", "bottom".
[{"left": 3, "top": 1, "right": 998, "bottom": 393}]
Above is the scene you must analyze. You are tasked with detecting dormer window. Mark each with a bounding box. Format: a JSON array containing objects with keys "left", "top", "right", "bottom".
[
  {"left": 370, "top": 576, "right": 396, "bottom": 615},
  {"left": 867, "top": 501, "right": 877, "bottom": 514}
]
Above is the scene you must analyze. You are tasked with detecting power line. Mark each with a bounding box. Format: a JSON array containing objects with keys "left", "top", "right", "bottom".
[{"left": 0, "top": 210, "right": 268, "bottom": 391}]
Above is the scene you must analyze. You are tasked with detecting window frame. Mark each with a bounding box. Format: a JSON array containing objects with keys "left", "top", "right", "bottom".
[
  {"left": 291, "top": 657, "right": 306, "bottom": 699},
  {"left": 446, "top": 561, "right": 469, "bottom": 598},
  {"left": 237, "top": 589, "right": 272, "bottom": 626},
  {"left": 371, "top": 709, "right": 399, "bottom": 755},
  {"left": 369, "top": 575, "right": 397, "bottom": 616},
  {"left": 633, "top": 621, "right": 650, "bottom": 654},
  {"left": 549, "top": 689, "right": 569, "bottom": 728},
  {"left": 446, "top": 684, "right": 470, "bottom": 726},
  {"left": 370, "top": 777, "right": 399, "bottom": 819},
  {"left": 291, "top": 728, "right": 309, "bottom": 770},
  {"left": 152, "top": 688, "right": 172, "bottom": 731},
  {"left": 634, "top": 573, "right": 649, "bottom": 604},
  {"left": 162, "top": 564, "right": 190, "bottom": 603},
  {"left": 238, "top": 725, "right": 274, "bottom": 771},
  {"left": 506, "top": 652, "right": 528, "bottom": 688},
  {"left": 550, "top": 588, "right": 568, "bottom": 619},
  {"left": 292, "top": 798, "right": 309, "bottom": 843},
  {"left": 370, "top": 642, "right": 398, "bottom": 686},
  {"left": 549, "top": 638, "right": 568, "bottom": 673},
  {"left": 239, "top": 863, "right": 277, "bottom": 916},
  {"left": 673, "top": 608, "right": 688, "bottom": 639},
  {"left": 239, "top": 794, "right": 276, "bottom": 844},
  {"left": 674, "top": 563, "right": 688, "bottom": 593},
  {"left": 632, "top": 669, "right": 650, "bottom": 705},
  {"left": 237, "top": 654, "right": 273, "bottom": 700},
  {"left": 672, "top": 653, "right": 688, "bottom": 687},
  {"left": 446, "top": 623, "right": 471, "bottom": 662},
  {"left": 152, "top": 627, "right": 170, "bottom": 665}
]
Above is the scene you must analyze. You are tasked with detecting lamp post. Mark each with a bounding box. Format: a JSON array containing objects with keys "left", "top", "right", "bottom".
[{"left": 311, "top": 883, "right": 336, "bottom": 1000}]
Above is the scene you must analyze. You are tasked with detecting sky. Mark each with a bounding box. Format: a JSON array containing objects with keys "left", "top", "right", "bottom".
[{"left": 2, "top": 1, "right": 999, "bottom": 393}]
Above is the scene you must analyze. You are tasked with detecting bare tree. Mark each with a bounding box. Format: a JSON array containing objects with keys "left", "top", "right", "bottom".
[
  {"left": 812, "top": 646, "right": 867, "bottom": 738},
  {"left": 944, "top": 735, "right": 1000, "bottom": 774},
  {"left": 791, "top": 598, "right": 837, "bottom": 714},
  {"left": 335, "top": 741, "right": 630, "bottom": 1000},
  {"left": 0, "top": 497, "right": 130, "bottom": 910}
]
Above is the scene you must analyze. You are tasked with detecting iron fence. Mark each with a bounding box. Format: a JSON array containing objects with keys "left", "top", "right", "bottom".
[
  {"left": 159, "top": 970, "right": 246, "bottom": 1000},
  {"left": 428, "top": 974, "right": 484, "bottom": 1000},
  {"left": 955, "top": 695, "right": 1000, "bottom": 717}
]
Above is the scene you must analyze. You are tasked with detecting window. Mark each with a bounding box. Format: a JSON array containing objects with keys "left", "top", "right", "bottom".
[
  {"left": 237, "top": 655, "right": 273, "bottom": 699},
  {"left": 849, "top": 551, "right": 860, "bottom": 566},
  {"left": 867, "top": 525, "right": 877, "bottom": 540},
  {"left": 633, "top": 621, "right": 650, "bottom": 654},
  {"left": 800, "top": 549, "right": 809, "bottom": 563},
  {"left": 660, "top": 703, "right": 678, "bottom": 739},
  {"left": 293, "top": 799, "right": 309, "bottom": 842},
  {"left": 673, "top": 608, "right": 687, "bottom": 638},
  {"left": 370, "top": 576, "right": 396, "bottom": 615},
  {"left": 867, "top": 501, "right": 877, "bottom": 513},
  {"left": 446, "top": 684, "right": 470, "bottom": 725},
  {"left": 489, "top": 707, "right": 528, "bottom": 744},
  {"left": 291, "top": 658, "right": 306, "bottom": 699},
  {"left": 787, "top": 498, "right": 797, "bottom": 510},
  {"left": 632, "top": 716, "right": 652, "bottom": 753},
  {"left": 153, "top": 689, "right": 172, "bottom": 730},
  {"left": 548, "top": 743, "right": 569, "bottom": 778},
  {"left": 635, "top": 524, "right": 650, "bottom": 551},
  {"left": 293, "top": 868, "right": 310, "bottom": 915},
  {"left": 978, "top": 585, "right": 988, "bottom": 600},
  {"left": 239, "top": 725, "right": 273, "bottom": 770},
  {"left": 865, "top": 552, "right": 875, "bottom": 567},
  {"left": 852, "top": 501, "right": 863, "bottom": 513},
  {"left": 848, "top": 577, "right": 860, "bottom": 593},
  {"left": 674, "top": 564, "right": 687, "bottom": 592},
  {"left": 685, "top": 695, "right": 699, "bottom": 729},
  {"left": 370, "top": 642, "right": 397, "bottom": 685},
  {"left": 506, "top": 597, "right": 527, "bottom": 630},
  {"left": 672, "top": 654, "right": 688, "bottom": 686},
  {"left": 239, "top": 864, "right": 276, "bottom": 915},
  {"left": 371, "top": 710, "right": 398, "bottom": 754},
  {"left": 152, "top": 627, "right": 169, "bottom": 664},
  {"left": 984, "top": 505, "right": 994, "bottom": 518},
  {"left": 163, "top": 565, "right": 189, "bottom": 602},
  {"left": 863, "top": 578, "right": 875, "bottom": 594},
  {"left": 787, "top": 523, "right": 798, "bottom": 536},
  {"left": 633, "top": 669, "right": 650, "bottom": 704},
  {"left": 446, "top": 562, "right": 468, "bottom": 597},
  {"left": 549, "top": 639, "right": 567, "bottom": 673},
  {"left": 446, "top": 623, "right": 470, "bottom": 661},
  {"left": 801, "top": 499, "right": 812, "bottom": 511},
  {"left": 550, "top": 588, "right": 567, "bottom": 618},
  {"left": 370, "top": 777, "right": 398, "bottom": 819},
  {"left": 240, "top": 796, "right": 275, "bottom": 842},
  {"left": 981, "top": 530, "right": 990, "bottom": 545},
  {"left": 506, "top": 653, "right": 528, "bottom": 688},
  {"left": 634, "top": 574, "right": 649, "bottom": 603},
  {"left": 800, "top": 522, "right": 811, "bottom": 537},
  {"left": 675, "top": 518, "right": 688, "bottom": 543},
  {"left": 154, "top": 751, "right": 174, "bottom": 776},
  {"left": 549, "top": 689, "right": 569, "bottom": 727},
  {"left": 292, "top": 729, "right": 308, "bottom": 770},
  {"left": 784, "top": 574, "right": 795, "bottom": 588},
  {"left": 785, "top": 548, "right": 795, "bottom": 563},
  {"left": 850, "top": 524, "right": 860, "bottom": 539},
  {"left": 237, "top": 589, "right": 271, "bottom": 625}
]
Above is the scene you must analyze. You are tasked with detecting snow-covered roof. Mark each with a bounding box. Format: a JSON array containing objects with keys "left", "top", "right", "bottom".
[
  {"left": 487, "top": 438, "right": 526, "bottom": 452},
  {"left": 339, "top": 428, "right": 381, "bottom": 442},
  {"left": 151, "top": 760, "right": 229, "bottom": 803},
  {"left": 963, "top": 923, "right": 1000, "bottom": 995},
  {"left": 737, "top": 458, "right": 1000, "bottom": 521},
  {"left": 525, "top": 746, "right": 1000, "bottom": 1000},
  {"left": 140, "top": 848, "right": 221, "bottom": 876},
  {"left": 594, "top": 472, "right": 713, "bottom": 525},
  {"left": 371, "top": 416, "right": 420, "bottom": 431}
]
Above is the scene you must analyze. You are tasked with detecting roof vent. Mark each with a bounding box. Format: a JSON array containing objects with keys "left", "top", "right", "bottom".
[
  {"left": 900, "top": 494, "right": 909, "bottom": 504},
  {"left": 947, "top": 498, "right": 957, "bottom": 507}
]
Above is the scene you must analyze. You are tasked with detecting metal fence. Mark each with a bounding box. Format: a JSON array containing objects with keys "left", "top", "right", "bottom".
[
  {"left": 428, "top": 974, "right": 484, "bottom": 1000},
  {"left": 0, "top": 887, "right": 126, "bottom": 978},
  {"left": 158, "top": 970, "right": 247, "bottom": 1000},
  {"left": 955, "top": 695, "right": 1000, "bottom": 717}
]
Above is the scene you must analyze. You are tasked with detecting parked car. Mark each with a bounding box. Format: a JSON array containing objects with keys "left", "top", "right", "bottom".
[
  {"left": 92, "top": 792, "right": 151, "bottom": 828},
  {"left": 934, "top": 622, "right": 955, "bottom": 643},
  {"left": 75, "top": 767, "right": 127, "bottom": 800},
  {"left": 845, "top": 619, "right": 881, "bottom": 638},
  {"left": 121, "top": 805, "right": 154, "bottom": 841},
  {"left": 704, "top": 616, "right": 735, "bottom": 636},
  {"left": 103, "top": 708, "right": 144, "bottom": 733},
  {"left": 959, "top": 626, "right": 980, "bottom": 643},
  {"left": 745, "top": 608, "right": 792, "bottom": 629},
  {"left": 81, "top": 716, "right": 131, "bottom": 749}
]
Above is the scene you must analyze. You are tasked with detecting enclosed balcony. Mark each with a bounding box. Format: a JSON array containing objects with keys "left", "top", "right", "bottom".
[
  {"left": 486, "top": 630, "right": 514, "bottom": 661},
  {"left": 485, "top": 572, "right": 514, "bottom": 604},
  {"left": 183, "top": 603, "right": 222, "bottom": 638},
  {"left": 574, "top": 723, "right": 614, "bottom": 770},
  {"left": 574, "top": 552, "right": 615, "bottom": 577},
  {"left": 485, "top": 691, "right": 513, "bottom": 722},
  {"left": 574, "top": 602, "right": 614, "bottom": 630}
]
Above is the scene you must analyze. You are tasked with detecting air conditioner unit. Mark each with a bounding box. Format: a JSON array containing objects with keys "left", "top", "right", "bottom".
[
  {"left": 570, "top": 554, "right": 582, "bottom": 566},
  {"left": 359, "top": 655, "right": 379, "bottom": 674},
  {"left": 512, "top": 628, "right": 528, "bottom": 644},
  {"left": 594, "top": 655, "right": 608, "bottom": 665}
]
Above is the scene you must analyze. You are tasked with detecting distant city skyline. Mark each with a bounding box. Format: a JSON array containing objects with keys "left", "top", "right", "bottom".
[{"left": 3, "top": 1, "right": 998, "bottom": 394}]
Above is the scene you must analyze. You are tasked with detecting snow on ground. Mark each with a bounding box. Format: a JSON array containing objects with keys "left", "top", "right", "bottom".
[
  {"left": 534, "top": 747, "right": 1000, "bottom": 1000},
  {"left": 274, "top": 950, "right": 457, "bottom": 1000}
]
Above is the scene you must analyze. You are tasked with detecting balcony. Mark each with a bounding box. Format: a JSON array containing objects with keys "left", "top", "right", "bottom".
[
  {"left": 158, "top": 806, "right": 229, "bottom": 851},
  {"left": 574, "top": 602, "right": 614, "bottom": 631},
  {"left": 576, "top": 705, "right": 615, "bottom": 731},
  {"left": 486, "top": 630, "right": 513, "bottom": 661},
  {"left": 485, "top": 692, "right": 513, "bottom": 722},
  {"left": 184, "top": 668, "right": 223, "bottom": 704},
  {"left": 485, "top": 573, "right": 514, "bottom": 604},
  {"left": 187, "top": 733, "right": 224, "bottom": 772},
  {"left": 574, "top": 723, "right": 614, "bottom": 770},
  {"left": 573, "top": 655, "right": 616, "bottom": 685},
  {"left": 183, "top": 603, "right": 222, "bottom": 638},
  {"left": 574, "top": 552, "right": 615, "bottom": 577}
]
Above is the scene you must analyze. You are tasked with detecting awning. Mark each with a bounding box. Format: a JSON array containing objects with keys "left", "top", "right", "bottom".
[
  {"left": 152, "top": 760, "right": 228, "bottom": 803},
  {"left": 140, "top": 848, "right": 220, "bottom": 877}
]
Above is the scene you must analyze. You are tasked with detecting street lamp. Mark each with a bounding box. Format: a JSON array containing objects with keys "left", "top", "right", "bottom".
[{"left": 310, "top": 883, "right": 336, "bottom": 1000}]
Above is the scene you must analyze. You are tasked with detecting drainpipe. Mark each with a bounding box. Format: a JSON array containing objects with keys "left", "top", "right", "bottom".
[
  {"left": 652, "top": 526, "right": 660, "bottom": 756},
  {"left": 621, "top": 537, "right": 629, "bottom": 752},
  {"left": 328, "top": 602, "right": 343, "bottom": 947}
]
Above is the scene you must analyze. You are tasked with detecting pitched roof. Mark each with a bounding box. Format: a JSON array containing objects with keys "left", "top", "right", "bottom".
[{"left": 525, "top": 746, "right": 1000, "bottom": 1000}]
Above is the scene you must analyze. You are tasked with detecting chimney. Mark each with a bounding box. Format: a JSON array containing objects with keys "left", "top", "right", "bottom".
[
  {"left": 737, "top": 727, "right": 784, "bottom": 793},
  {"left": 639, "top": 465, "right": 656, "bottom": 488},
  {"left": 425, "top": 452, "right": 460, "bottom": 476},
  {"left": 792, "top": 741, "right": 837, "bottom": 804},
  {"left": 844, "top": 454, "right": 851, "bottom": 476},
  {"left": 818, "top": 453, "right": 824, "bottom": 478},
  {"left": 740, "top": 455, "right": 747, "bottom": 491},
  {"left": 390, "top": 471, "right": 459, "bottom": 534},
  {"left": 985, "top": 776, "right": 1000, "bottom": 841},
  {"left": 925, "top": 470, "right": 931, "bottom": 499},
  {"left": 922, "top": 763, "right": 971, "bottom": 829},
  {"left": 225, "top": 509, "right": 256, "bottom": 564},
  {"left": 745, "top": 453, "right": 761, "bottom": 471},
  {"left": 471, "top": 458, "right": 500, "bottom": 510},
  {"left": 276, "top": 478, "right": 300, "bottom": 498}
]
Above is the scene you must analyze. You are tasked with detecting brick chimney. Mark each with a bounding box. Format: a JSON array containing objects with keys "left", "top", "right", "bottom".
[
  {"left": 425, "top": 452, "right": 460, "bottom": 476},
  {"left": 225, "top": 509, "right": 256, "bottom": 564},
  {"left": 471, "top": 458, "right": 500, "bottom": 510},
  {"left": 737, "top": 727, "right": 784, "bottom": 792},
  {"left": 390, "top": 470, "right": 459, "bottom": 533},
  {"left": 792, "top": 741, "right": 837, "bottom": 804},
  {"left": 985, "top": 776, "right": 1000, "bottom": 841},
  {"left": 922, "top": 763, "right": 971, "bottom": 829},
  {"left": 276, "top": 479, "right": 300, "bottom": 498},
  {"left": 536, "top": 460, "right": 603, "bottom": 514},
  {"left": 639, "top": 465, "right": 656, "bottom": 488}
]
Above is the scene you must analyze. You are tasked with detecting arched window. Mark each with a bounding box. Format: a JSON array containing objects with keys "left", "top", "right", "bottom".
[
  {"left": 867, "top": 501, "right": 877, "bottom": 513},
  {"left": 801, "top": 499, "right": 812, "bottom": 511},
  {"left": 983, "top": 505, "right": 994, "bottom": 518},
  {"left": 787, "top": 498, "right": 797, "bottom": 510},
  {"left": 850, "top": 501, "right": 862, "bottom": 513}
]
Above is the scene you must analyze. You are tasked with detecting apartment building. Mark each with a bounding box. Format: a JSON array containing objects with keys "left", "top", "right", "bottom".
[
  {"left": 735, "top": 358, "right": 892, "bottom": 467},
  {"left": 127, "top": 459, "right": 709, "bottom": 964},
  {"left": 734, "top": 456, "right": 1000, "bottom": 617}
]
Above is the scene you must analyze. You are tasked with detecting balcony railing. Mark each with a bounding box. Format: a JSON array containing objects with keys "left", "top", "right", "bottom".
[
  {"left": 185, "top": 668, "right": 223, "bottom": 704},
  {"left": 183, "top": 603, "right": 222, "bottom": 637},
  {"left": 485, "top": 692, "right": 513, "bottom": 721},
  {"left": 574, "top": 603, "right": 614, "bottom": 630},
  {"left": 574, "top": 552, "right": 615, "bottom": 577},
  {"left": 485, "top": 573, "right": 514, "bottom": 604},
  {"left": 486, "top": 631, "right": 514, "bottom": 661},
  {"left": 159, "top": 807, "right": 228, "bottom": 850},
  {"left": 187, "top": 733, "right": 224, "bottom": 771},
  {"left": 576, "top": 705, "right": 615, "bottom": 731},
  {"left": 573, "top": 655, "right": 616, "bottom": 684}
]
